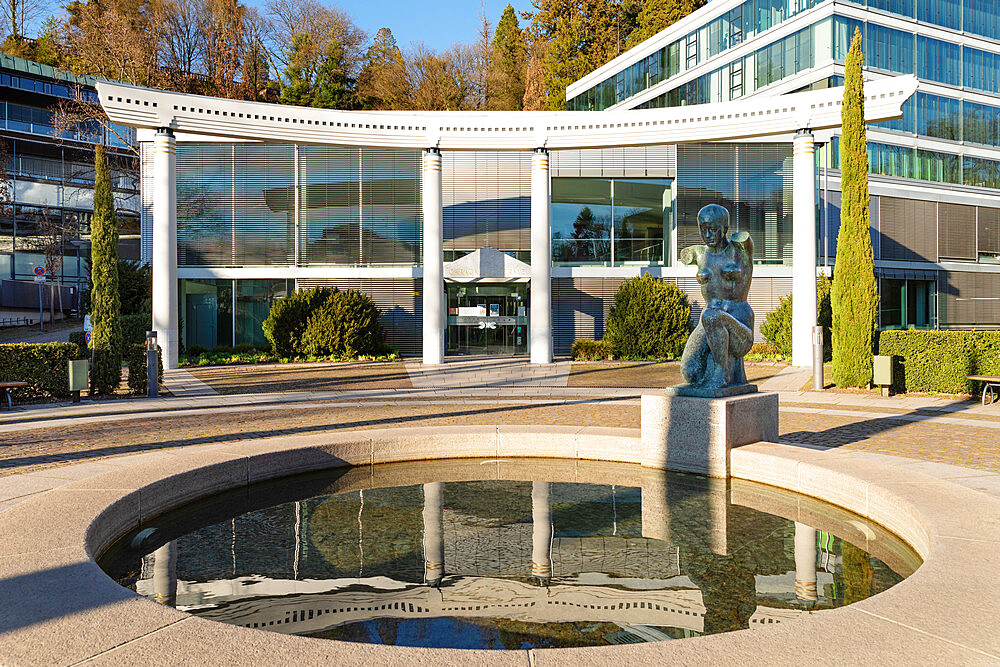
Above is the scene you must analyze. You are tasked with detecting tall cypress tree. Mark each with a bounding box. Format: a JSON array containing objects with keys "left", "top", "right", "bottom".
[
  {"left": 832, "top": 28, "right": 878, "bottom": 387},
  {"left": 90, "top": 144, "right": 123, "bottom": 395}
]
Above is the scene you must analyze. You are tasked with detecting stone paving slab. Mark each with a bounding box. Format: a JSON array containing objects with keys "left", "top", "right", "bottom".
[{"left": 160, "top": 369, "right": 218, "bottom": 397}]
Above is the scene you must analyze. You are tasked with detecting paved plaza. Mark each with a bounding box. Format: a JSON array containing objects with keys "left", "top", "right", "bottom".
[{"left": 1, "top": 359, "right": 999, "bottom": 490}]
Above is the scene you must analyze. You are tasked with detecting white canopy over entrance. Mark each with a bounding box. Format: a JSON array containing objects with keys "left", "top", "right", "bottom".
[{"left": 444, "top": 247, "right": 531, "bottom": 283}]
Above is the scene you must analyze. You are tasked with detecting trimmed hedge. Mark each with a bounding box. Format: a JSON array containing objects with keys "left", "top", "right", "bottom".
[
  {"left": 0, "top": 343, "right": 82, "bottom": 400},
  {"left": 571, "top": 339, "right": 614, "bottom": 360},
  {"left": 125, "top": 344, "right": 163, "bottom": 394},
  {"left": 604, "top": 275, "right": 691, "bottom": 359},
  {"left": 877, "top": 330, "right": 1000, "bottom": 394}
]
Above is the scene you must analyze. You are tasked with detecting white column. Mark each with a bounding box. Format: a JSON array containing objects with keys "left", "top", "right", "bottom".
[
  {"left": 422, "top": 148, "right": 444, "bottom": 365},
  {"left": 422, "top": 482, "right": 444, "bottom": 586},
  {"left": 152, "top": 541, "right": 177, "bottom": 606},
  {"left": 794, "top": 522, "right": 818, "bottom": 602},
  {"left": 152, "top": 129, "right": 178, "bottom": 369},
  {"left": 531, "top": 481, "right": 552, "bottom": 583},
  {"left": 530, "top": 148, "right": 552, "bottom": 364},
  {"left": 792, "top": 130, "right": 817, "bottom": 368}
]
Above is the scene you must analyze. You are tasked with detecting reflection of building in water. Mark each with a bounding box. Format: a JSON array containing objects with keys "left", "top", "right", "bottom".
[{"left": 136, "top": 479, "right": 865, "bottom": 639}]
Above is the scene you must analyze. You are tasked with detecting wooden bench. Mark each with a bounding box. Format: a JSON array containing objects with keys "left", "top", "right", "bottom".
[
  {"left": 0, "top": 381, "right": 28, "bottom": 411},
  {"left": 968, "top": 375, "right": 1000, "bottom": 406}
]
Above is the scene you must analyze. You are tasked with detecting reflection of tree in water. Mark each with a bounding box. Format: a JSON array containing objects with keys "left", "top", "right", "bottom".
[
  {"left": 685, "top": 552, "right": 758, "bottom": 635},
  {"left": 841, "top": 542, "right": 874, "bottom": 605}
]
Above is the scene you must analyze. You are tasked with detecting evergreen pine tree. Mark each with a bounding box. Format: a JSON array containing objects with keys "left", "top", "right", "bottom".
[
  {"left": 487, "top": 4, "right": 526, "bottom": 110},
  {"left": 89, "top": 144, "right": 123, "bottom": 395},
  {"left": 356, "top": 28, "right": 411, "bottom": 109},
  {"left": 279, "top": 33, "right": 315, "bottom": 107},
  {"left": 832, "top": 28, "right": 878, "bottom": 387},
  {"left": 313, "top": 38, "right": 354, "bottom": 109},
  {"left": 627, "top": 0, "right": 706, "bottom": 48}
]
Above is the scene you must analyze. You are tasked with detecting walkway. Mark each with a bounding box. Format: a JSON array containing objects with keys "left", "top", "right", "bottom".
[{"left": 0, "top": 360, "right": 998, "bottom": 482}]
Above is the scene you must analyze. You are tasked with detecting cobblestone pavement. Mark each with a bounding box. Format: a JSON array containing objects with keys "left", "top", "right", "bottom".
[{"left": 2, "top": 390, "right": 999, "bottom": 477}]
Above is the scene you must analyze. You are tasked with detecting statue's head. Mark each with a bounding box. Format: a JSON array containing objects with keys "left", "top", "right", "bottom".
[{"left": 698, "top": 204, "right": 730, "bottom": 249}]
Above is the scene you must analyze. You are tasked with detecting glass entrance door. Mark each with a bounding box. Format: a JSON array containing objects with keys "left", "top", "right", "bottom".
[{"left": 446, "top": 283, "right": 529, "bottom": 355}]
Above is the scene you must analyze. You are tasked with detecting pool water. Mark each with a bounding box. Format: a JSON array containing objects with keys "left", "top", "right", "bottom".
[{"left": 100, "top": 459, "right": 920, "bottom": 650}]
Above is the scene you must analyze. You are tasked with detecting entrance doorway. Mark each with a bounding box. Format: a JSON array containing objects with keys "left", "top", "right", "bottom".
[{"left": 446, "top": 283, "right": 528, "bottom": 355}]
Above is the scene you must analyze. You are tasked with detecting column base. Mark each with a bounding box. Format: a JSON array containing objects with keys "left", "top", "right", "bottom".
[{"left": 640, "top": 391, "right": 779, "bottom": 478}]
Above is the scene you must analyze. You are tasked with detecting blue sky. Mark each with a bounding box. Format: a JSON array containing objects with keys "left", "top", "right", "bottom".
[{"left": 253, "top": 0, "right": 536, "bottom": 53}]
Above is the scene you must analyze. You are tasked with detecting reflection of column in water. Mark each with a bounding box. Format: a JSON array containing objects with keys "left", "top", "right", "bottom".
[
  {"left": 531, "top": 481, "right": 553, "bottom": 584},
  {"left": 794, "top": 522, "right": 818, "bottom": 602},
  {"left": 152, "top": 541, "right": 177, "bottom": 607},
  {"left": 707, "top": 478, "right": 728, "bottom": 556},
  {"left": 422, "top": 482, "right": 444, "bottom": 587},
  {"left": 640, "top": 469, "right": 669, "bottom": 543}
]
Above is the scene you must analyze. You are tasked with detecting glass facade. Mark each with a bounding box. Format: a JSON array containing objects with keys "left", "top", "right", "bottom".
[
  {"left": 176, "top": 144, "right": 421, "bottom": 268},
  {"left": 446, "top": 283, "right": 529, "bottom": 355},
  {"left": 677, "top": 143, "right": 792, "bottom": 265},
  {"left": 551, "top": 178, "right": 672, "bottom": 266},
  {"left": 831, "top": 137, "right": 980, "bottom": 185},
  {"left": 567, "top": 0, "right": 827, "bottom": 110},
  {"left": 879, "top": 278, "right": 936, "bottom": 329},
  {"left": 181, "top": 278, "right": 293, "bottom": 350}
]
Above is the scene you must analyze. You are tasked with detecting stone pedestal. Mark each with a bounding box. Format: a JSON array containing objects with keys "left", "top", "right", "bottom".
[{"left": 640, "top": 391, "right": 778, "bottom": 478}]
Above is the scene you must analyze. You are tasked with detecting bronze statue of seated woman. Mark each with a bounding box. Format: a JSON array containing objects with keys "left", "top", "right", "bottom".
[{"left": 675, "top": 204, "right": 755, "bottom": 394}]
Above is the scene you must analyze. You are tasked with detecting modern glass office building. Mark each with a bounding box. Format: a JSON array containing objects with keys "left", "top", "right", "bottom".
[
  {"left": 0, "top": 55, "right": 138, "bottom": 316},
  {"left": 567, "top": 0, "right": 1000, "bottom": 332},
  {"left": 99, "top": 43, "right": 916, "bottom": 367}
]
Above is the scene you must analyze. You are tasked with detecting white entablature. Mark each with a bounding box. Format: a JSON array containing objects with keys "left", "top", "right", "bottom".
[{"left": 97, "top": 76, "right": 916, "bottom": 150}]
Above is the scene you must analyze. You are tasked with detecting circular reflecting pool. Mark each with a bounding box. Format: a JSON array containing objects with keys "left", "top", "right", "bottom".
[{"left": 100, "top": 459, "right": 920, "bottom": 650}]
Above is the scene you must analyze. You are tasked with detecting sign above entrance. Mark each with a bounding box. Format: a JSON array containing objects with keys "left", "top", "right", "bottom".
[{"left": 443, "top": 247, "right": 531, "bottom": 282}]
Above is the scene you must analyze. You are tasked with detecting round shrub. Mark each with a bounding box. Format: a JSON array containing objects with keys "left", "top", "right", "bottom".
[
  {"left": 301, "top": 289, "right": 387, "bottom": 358},
  {"left": 262, "top": 287, "right": 334, "bottom": 357},
  {"left": 761, "top": 277, "right": 833, "bottom": 358},
  {"left": 604, "top": 275, "right": 691, "bottom": 359}
]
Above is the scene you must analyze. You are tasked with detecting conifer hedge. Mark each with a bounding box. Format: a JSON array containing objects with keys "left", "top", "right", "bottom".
[
  {"left": 877, "top": 330, "right": 1000, "bottom": 394},
  {"left": 0, "top": 343, "right": 82, "bottom": 400},
  {"left": 832, "top": 28, "right": 879, "bottom": 388}
]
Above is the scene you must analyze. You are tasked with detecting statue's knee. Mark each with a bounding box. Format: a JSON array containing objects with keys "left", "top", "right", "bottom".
[{"left": 701, "top": 309, "right": 719, "bottom": 327}]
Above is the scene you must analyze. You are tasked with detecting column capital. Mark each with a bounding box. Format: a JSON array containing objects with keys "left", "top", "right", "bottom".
[
  {"left": 155, "top": 127, "right": 175, "bottom": 137},
  {"left": 533, "top": 147, "right": 549, "bottom": 154},
  {"left": 794, "top": 128, "right": 814, "bottom": 140},
  {"left": 424, "top": 146, "right": 441, "bottom": 155}
]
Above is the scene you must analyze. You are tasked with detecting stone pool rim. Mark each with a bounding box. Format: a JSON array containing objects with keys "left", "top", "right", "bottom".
[{"left": 1, "top": 425, "right": 997, "bottom": 665}]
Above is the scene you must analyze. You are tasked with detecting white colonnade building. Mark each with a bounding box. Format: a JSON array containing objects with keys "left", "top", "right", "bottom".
[{"left": 98, "top": 77, "right": 914, "bottom": 368}]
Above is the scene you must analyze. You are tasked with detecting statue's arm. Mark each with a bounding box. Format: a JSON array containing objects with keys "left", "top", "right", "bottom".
[
  {"left": 679, "top": 245, "right": 703, "bottom": 267},
  {"left": 731, "top": 231, "right": 754, "bottom": 263}
]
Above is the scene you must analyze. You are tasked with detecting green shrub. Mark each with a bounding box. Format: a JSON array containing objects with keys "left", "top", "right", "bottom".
[
  {"left": 571, "top": 339, "right": 614, "bottom": 360},
  {"left": 877, "top": 330, "right": 1000, "bottom": 394},
  {"left": 125, "top": 344, "right": 163, "bottom": 394},
  {"left": 300, "top": 289, "right": 387, "bottom": 358},
  {"left": 262, "top": 287, "right": 334, "bottom": 357},
  {"left": 68, "top": 331, "right": 87, "bottom": 351},
  {"left": 121, "top": 313, "right": 152, "bottom": 347},
  {"left": 604, "top": 275, "right": 691, "bottom": 360},
  {"left": 760, "top": 277, "right": 833, "bottom": 357},
  {"left": 745, "top": 342, "right": 787, "bottom": 362},
  {"left": 0, "top": 343, "right": 81, "bottom": 400}
]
